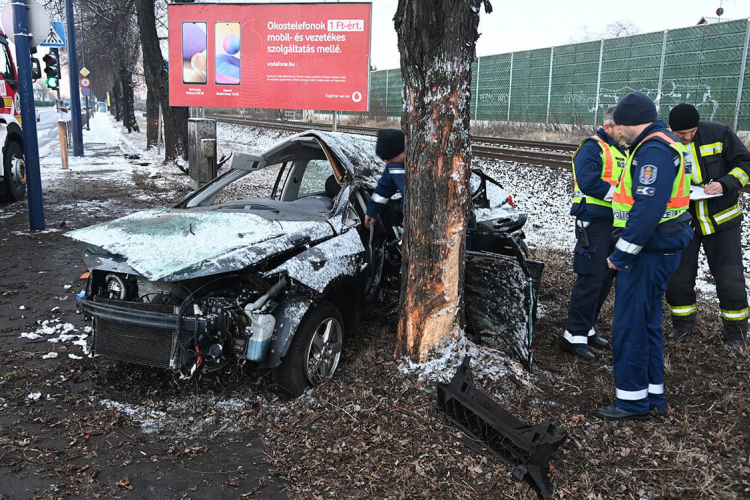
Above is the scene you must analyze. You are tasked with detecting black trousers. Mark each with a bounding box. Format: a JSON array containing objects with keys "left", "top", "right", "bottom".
[
  {"left": 567, "top": 220, "right": 616, "bottom": 338},
  {"left": 665, "top": 223, "right": 748, "bottom": 339}
]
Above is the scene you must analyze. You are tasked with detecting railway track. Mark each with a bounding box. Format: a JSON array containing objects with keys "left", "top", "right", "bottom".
[{"left": 208, "top": 115, "right": 575, "bottom": 169}]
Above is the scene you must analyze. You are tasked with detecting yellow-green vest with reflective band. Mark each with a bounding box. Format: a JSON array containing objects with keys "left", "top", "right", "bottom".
[
  {"left": 612, "top": 132, "right": 691, "bottom": 228},
  {"left": 572, "top": 135, "right": 627, "bottom": 209}
]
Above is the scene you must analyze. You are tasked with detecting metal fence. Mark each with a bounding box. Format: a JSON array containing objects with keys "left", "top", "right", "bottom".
[{"left": 369, "top": 18, "right": 750, "bottom": 130}]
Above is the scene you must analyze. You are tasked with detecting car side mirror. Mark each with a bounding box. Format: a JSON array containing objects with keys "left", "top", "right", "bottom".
[{"left": 31, "top": 58, "right": 41, "bottom": 81}]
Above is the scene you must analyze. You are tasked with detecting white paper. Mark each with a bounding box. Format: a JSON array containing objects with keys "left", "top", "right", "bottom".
[{"left": 689, "top": 185, "right": 722, "bottom": 200}]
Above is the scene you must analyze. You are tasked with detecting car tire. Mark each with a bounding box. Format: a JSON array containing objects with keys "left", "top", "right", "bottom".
[
  {"left": 1, "top": 140, "right": 26, "bottom": 202},
  {"left": 273, "top": 301, "right": 344, "bottom": 397}
]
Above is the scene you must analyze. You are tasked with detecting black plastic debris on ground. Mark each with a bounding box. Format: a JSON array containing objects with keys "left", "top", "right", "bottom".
[{"left": 436, "top": 356, "right": 566, "bottom": 499}]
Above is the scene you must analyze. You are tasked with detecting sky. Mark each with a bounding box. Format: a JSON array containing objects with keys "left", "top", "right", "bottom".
[
  {"left": 10, "top": 0, "right": 750, "bottom": 98},
  {"left": 369, "top": 0, "right": 750, "bottom": 70}
]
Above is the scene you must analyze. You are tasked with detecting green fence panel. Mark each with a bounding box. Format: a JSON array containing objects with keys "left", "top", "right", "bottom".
[{"left": 367, "top": 18, "right": 750, "bottom": 129}]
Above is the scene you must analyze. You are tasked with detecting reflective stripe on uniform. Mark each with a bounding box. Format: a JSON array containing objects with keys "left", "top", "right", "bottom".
[
  {"left": 587, "top": 328, "right": 596, "bottom": 337},
  {"left": 729, "top": 167, "right": 749, "bottom": 187},
  {"left": 689, "top": 142, "right": 703, "bottom": 185},
  {"left": 721, "top": 308, "right": 749, "bottom": 321},
  {"left": 714, "top": 203, "right": 742, "bottom": 224},
  {"left": 371, "top": 193, "right": 390, "bottom": 204},
  {"left": 668, "top": 303, "right": 697, "bottom": 316},
  {"left": 615, "top": 238, "right": 643, "bottom": 255},
  {"left": 648, "top": 383, "right": 664, "bottom": 395},
  {"left": 390, "top": 169, "right": 405, "bottom": 175},
  {"left": 695, "top": 199, "right": 714, "bottom": 235},
  {"left": 616, "top": 388, "right": 648, "bottom": 400},
  {"left": 563, "top": 331, "right": 587, "bottom": 344},
  {"left": 699, "top": 142, "right": 723, "bottom": 156}
]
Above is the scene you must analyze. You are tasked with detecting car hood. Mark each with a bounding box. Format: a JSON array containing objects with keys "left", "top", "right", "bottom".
[{"left": 65, "top": 208, "right": 334, "bottom": 281}]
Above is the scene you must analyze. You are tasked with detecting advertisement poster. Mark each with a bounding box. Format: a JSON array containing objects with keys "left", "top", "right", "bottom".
[{"left": 168, "top": 2, "right": 372, "bottom": 112}]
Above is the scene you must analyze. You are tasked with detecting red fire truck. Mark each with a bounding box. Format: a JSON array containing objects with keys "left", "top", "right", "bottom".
[{"left": 0, "top": 29, "right": 26, "bottom": 202}]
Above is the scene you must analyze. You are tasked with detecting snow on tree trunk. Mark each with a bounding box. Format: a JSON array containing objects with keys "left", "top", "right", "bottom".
[
  {"left": 394, "top": 0, "right": 492, "bottom": 361},
  {"left": 135, "top": 0, "right": 189, "bottom": 160}
]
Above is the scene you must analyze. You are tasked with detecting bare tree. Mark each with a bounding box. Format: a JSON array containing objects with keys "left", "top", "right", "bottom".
[
  {"left": 394, "top": 0, "right": 492, "bottom": 360},
  {"left": 569, "top": 20, "right": 640, "bottom": 43},
  {"left": 136, "top": 0, "right": 189, "bottom": 160},
  {"left": 603, "top": 21, "right": 640, "bottom": 38}
]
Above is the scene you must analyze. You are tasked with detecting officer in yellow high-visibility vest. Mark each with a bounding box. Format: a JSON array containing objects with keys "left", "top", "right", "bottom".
[
  {"left": 560, "top": 107, "right": 627, "bottom": 361},
  {"left": 665, "top": 104, "right": 750, "bottom": 347},
  {"left": 598, "top": 92, "right": 693, "bottom": 421}
]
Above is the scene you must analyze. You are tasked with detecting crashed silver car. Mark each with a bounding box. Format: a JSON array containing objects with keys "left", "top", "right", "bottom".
[{"left": 68, "top": 131, "right": 543, "bottom": 396}]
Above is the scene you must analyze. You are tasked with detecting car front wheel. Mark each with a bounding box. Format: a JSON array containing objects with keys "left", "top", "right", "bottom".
[{"left": 273, "top": 301, "right": 344, "bottom": 397}]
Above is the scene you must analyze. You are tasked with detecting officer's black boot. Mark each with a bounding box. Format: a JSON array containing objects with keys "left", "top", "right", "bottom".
[
  {"left": 559, "top": 332, "right": 595, "bottom": 361},
  {"left": 667, "top": 326, "right": 692, "bottom": 341},
  {"left": 724, "top": 319, "right": 748, "bottom": 348},
  {"left": 587, "top": 328, "right": 610, "bottom": 349}
]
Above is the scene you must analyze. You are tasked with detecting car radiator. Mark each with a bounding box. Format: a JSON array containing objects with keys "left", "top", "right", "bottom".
[{"left": 92, "top": 298, "right": 178, "bottom": 369}]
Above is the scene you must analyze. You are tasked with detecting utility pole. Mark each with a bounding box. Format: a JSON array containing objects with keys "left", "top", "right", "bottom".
[
  {"left": 65, "top": 0, "right": 83, "bottom": 155},
  {"left": 80, "top": 8, "right": 89, "bottom": 130},
  {"left": 11, "top": 0, "right": 45, "bottom": 230}
]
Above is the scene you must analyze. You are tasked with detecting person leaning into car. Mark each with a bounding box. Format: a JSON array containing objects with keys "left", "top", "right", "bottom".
[
  {"left": 559, "top": 107, "right": 627, "bottom": 361},
  {"left": 364, "top": 129, "right": 406, "bottom": 229},
  {"left": 664, "top": 104, "right": 750, "bottom": 348}
]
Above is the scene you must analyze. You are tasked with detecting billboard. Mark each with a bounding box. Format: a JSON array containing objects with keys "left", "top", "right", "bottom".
[{"left": 168, "top": 2, "right": 372, "bottom": 111}]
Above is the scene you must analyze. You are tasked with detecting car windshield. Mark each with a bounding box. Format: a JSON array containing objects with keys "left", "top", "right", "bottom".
[{"left": 185, "top": 140, "right": 339, "bottom": 222}]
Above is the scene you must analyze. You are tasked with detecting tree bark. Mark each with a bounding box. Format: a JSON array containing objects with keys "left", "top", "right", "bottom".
[
  {"left": 120, "top": 65, "right": 140, "bottom": 133},
  {"left": 394, "top": 0, "right": 491, "bottom": 361},
  {"left": 135, "top": 0, "right": 188, "bottom": 160},
  {"left": 112, "top": 80, "right": 123, "bottom": 122},
  {"left": 146, "top": 84, "right": 159, "bottom": 148}
]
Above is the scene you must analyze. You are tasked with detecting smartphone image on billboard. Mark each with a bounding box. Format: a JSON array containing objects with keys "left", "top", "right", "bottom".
[
  {"left": 215, "top": 22, "right": 241, "bottom": 85},
  {"left": 182, "top": 22, "right": 207, "bottom": 84}
]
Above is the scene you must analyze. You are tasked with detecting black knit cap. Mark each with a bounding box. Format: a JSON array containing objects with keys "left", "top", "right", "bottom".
[
  {"left": 613, "top": 92, "right": 658, "bottom": 125},
  {"left": 669, "top": 103, "right": 700, "bottom": 131},
  {"left": 375, "top": 129, "right": 405, "bottom": 161}
]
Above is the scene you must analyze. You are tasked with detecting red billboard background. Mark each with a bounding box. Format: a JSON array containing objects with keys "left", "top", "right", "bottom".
[{"left": 168, "top": 2, "right": 371, "bottom": 112}]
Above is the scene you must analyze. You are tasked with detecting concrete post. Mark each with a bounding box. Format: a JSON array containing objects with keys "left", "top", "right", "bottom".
[{"left": 188, "top": 118, "right": 217, "bottom": 190}]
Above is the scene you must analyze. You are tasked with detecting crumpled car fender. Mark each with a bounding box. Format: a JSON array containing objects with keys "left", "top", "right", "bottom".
[
  {"left": 260, "top": 296, "right": 314, "bottom": 369},
  {"left": 263, "top": 229, "right": 365, "bottom": 295}
]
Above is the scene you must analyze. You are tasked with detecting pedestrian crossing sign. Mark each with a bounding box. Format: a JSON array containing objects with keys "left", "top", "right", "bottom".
[{"left": 41, "top": 22, "right": 66, "bottom": 47}]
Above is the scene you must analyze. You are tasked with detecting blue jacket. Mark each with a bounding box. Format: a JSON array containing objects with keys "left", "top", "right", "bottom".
[
  {"left": 570, "top": 128, "right": 627, "bottom": 223},
  {"left": 366, "top": 161, "right": 405, "bottom": 217},
  {"left": 609, "top": 121, "right": 693, "bottom": 272}
]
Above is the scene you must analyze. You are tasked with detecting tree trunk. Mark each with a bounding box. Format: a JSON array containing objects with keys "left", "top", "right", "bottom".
[
  {"left": 135, "top": 0, "right": 189, "bottom": 160},
  {"left": 120, "top": 65, "right": 140, "bottom": 133},
  {"left": 112, "top": 81, "right": 123, "bottom": 122},
  {"left": 394, "top": 0, "right": 491, "bottom": 361},
  {"left": 146, "top": 85, "right": 159, "bottom": 148}
]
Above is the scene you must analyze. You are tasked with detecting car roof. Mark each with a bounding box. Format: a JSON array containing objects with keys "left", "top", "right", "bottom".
[{"left": 264, "top": 130, "right": 386, "bottom": 190}]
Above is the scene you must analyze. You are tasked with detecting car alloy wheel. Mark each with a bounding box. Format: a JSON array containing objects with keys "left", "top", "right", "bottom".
[{"left": 303, "top": 316, "right": 342, "bottom": 384}]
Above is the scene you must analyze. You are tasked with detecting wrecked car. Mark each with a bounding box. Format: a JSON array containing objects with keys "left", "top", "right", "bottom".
[{"left": 67, "top": 131, "right": 543, "bottom": 396}]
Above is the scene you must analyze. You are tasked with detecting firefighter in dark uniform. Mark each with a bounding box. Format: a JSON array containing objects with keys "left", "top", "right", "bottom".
[
  {"left": 598, "top": 92, "right": 693, "bottom": 420},
  {"left": 559, "top": 107, "right": 627, "bottom": 360},
  {"left": 665, "top": 104, "right": 750, "bottom": 347}
]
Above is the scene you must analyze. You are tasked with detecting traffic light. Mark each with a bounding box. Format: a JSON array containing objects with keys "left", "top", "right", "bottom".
[{"left": 43, "top": 48, "right": 60, "bottom": 90}]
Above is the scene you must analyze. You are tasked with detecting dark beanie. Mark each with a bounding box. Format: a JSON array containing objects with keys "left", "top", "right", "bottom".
[
  {"left": 613, "top": 92, "right": 658, "bottom": 125},
  {"left": 669, "top": 104, "right": 700, "bottom": 131},
  {"left": 375, "top": 129, "right": 405, "bottom": 161}
]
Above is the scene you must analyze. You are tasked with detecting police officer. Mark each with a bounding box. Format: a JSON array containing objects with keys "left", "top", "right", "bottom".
[
  {"left": 364, "top": 129, "right": 406, "bottom": 229},
  {"left": 665, "top": 104, "right": 750, "bottom": 347},
  {"left": 560, "top": 107, "right": 627, "bottom": 360},
  {"left": 598, "top": 92, "right": 693, "bottom": 420}
]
